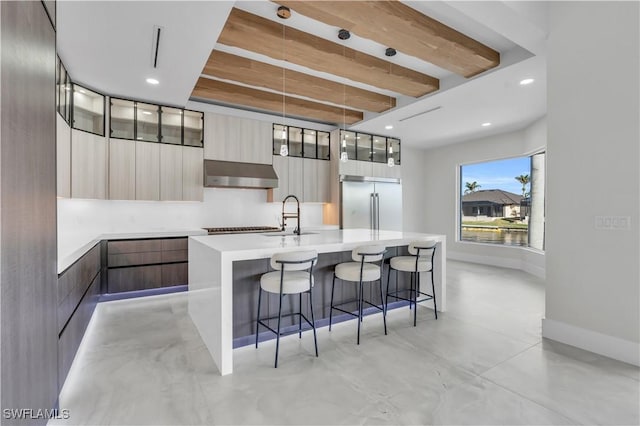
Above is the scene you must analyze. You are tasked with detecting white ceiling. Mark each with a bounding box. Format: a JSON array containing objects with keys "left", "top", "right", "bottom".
[{"left": 57, "top": 0, "right": 549, "bottom": 149}]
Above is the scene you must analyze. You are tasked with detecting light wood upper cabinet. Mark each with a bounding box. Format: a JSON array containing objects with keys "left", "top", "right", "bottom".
[
  {"left": 288, "top": 157, "right": 304, "bottom": 200},
  {"left": 270, "top": 154, "right": 289, "bottom": 203},
  {"left": 160, "top": 144, "right": 183, "bottom": 201},
  {"left": 57, "top": 114, "right": 71, "bottom": 198},
  {"left": 270, "top": 156, "right": 330, "bottom": 203},
  {"left": 316, "top": 160, "right": 331, "bottom": 203},
  {"left": 183, "top": 146, "right": 203, "bottom": 201},
  {"left": 371, "top": 162, "right": 402, "bottom": 179},
  {"left": 109, "top": 138, "right": 136, "bottom": 200},
  {"left": 71, "top": 129, "right": 107, "bottom": 199},
  {"left": 204, "top": 112, "right": 271, "bottom": 164},
  {"left": 135, "top": 141, "right": 160, "bottom": 201}
]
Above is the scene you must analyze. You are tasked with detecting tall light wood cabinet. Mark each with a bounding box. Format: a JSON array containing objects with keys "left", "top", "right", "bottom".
[
  {"left": 135, "top": 141, "right": 160, "bottom": 201},
  {"left": 270, "top": 154, "right": 289, "bottom": 202},
  {"left": 316, "top": 160, "right": 331, "bottom": 202},
  {"left": 204, "top": 113, "right": 271, "bottom": 164},
  {"left": 160, "top": 144, "right": 183, "bottom": 201},
  {"left": 57, "top": 114, "right": 71, "bottom": 197},
  {"left": 183, "top": 146, "right": 203, "bottom": 201},
  {"left": 288, "top": 157, "right": 304, "bottom": 200},
  {"left": 270, "top": 156, "right": 330, "bottom": 203},
  {"left": 71, "top": 129, "right": 107, "bottom": 199},
  {"left": 109, "top": 138, "right": 136, "bottom": 200}
]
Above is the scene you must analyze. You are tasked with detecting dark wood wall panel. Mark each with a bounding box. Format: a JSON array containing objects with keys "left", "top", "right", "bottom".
[{"left": 0, "top": 0, "right": 58, "bottom": 420}]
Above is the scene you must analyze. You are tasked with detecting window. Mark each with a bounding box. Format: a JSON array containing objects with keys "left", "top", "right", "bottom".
[
  {"left": 136, "top": 102, "right": 159, "bottom": 142},
  {"left": 110, "top": 98, "right": 135, "bottom": 139},
  {"left": 161, "top": 107, "right": 182, "bottom": 145},
  {"left": 109, "top": 99, "right": 204, "bottom": 146},
  {"left": 339, "top": 130, "right": 401, "bottom": 165},
  {"left": 272, "top": 124, "right": 330, "bottom": 160},
  {"left": 183, "top": 110, "right": 203, "bottom": 147},
  {"left": 459, "top": 152, "right": 545, "bottom": 249},
  {"left": 72, "top": 84, "right": 105, "bottom": 135},
  {"left": 56, "top": 58, "right": 71, "bottom": 124}
]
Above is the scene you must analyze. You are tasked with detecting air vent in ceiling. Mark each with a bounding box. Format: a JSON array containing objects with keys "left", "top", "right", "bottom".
[
  {"left": 151, "top": 25, "right": 163, "bottom": 68},
  {"left": 399, "top": 106, "right": 442, "bottom": 122}
]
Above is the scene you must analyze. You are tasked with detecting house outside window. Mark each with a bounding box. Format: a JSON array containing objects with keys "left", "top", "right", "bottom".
[{"left": 460, "top": 152, "right": 545, "bottom": 250}]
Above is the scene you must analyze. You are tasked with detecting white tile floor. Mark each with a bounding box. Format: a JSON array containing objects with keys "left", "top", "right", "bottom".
[{"left": 53, "top": 261, "right": 640, "bottom": 425}]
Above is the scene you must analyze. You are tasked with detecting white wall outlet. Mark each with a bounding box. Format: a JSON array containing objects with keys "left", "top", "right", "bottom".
[{"left": 595, "top": 216, "right": 631, "bottom": 230}]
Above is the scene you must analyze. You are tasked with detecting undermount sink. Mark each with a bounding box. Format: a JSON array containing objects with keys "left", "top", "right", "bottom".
[{"left": 262, "top": 231, "right": 318, "bottom": 237}]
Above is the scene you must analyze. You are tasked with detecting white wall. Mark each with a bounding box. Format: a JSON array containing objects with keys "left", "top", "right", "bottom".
[
  {"left": 401, "top": 146, "right": 427, "bottom": 233},
  {"left": 416, "top": 117, "right": 547, "bottom": 277},
  {"left": 544, "top": 1, "right": 639, "bottom": 365},
  {"left": 58, "top": 189, "right": 324, "bottom": 257}
]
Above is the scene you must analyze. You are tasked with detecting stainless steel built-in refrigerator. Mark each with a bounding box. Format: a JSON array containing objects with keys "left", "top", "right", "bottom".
[{"left": 340, "top": 177, "right": 403, "bottom": 231}]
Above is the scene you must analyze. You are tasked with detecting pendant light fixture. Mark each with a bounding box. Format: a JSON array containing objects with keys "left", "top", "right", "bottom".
[
  {"left": 386, "top": 60, "right": 394, "bottom": 167},
  {"left": 387, "top": 145, "right": 395, "bottom": 168},
  {"left": 340, "top": 44, "right": 348, "bottom": 163},
  {"left": 279, "top": 20, "right": 288, "bottom": 157}
]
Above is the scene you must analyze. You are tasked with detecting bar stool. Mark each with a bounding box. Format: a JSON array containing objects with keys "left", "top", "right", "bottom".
[
  {"left": 329, "top": 245, "right": 387, "bottom": 344},
  {"left": 386, "top": 241, "right": 437, "bottom": 326},
  {"left": 255, "top": 250, "right": 318, "bottom": 368}
]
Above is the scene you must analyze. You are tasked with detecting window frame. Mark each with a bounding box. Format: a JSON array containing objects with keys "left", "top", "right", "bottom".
[
  {"left": 457, "top": 150, "right": 545, "bottom": 251},
  {"left": 70, "top": 82, "right": 106, "bottom": 137}
]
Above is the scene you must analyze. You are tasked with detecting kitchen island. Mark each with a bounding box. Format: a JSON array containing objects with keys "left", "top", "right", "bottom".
[{"left": 188, "top": 229, "right": 446, "bottom": 375}]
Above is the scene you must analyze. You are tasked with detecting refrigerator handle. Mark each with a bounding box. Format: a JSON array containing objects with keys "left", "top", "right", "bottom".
[
  {"left": 370, "top": 193, "right": 375, "bottom": 230},
  {"left": 375, "top": 193, "right": 380, "bottom": 230}
]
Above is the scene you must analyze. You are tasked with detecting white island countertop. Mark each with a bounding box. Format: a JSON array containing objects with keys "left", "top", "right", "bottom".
[{"left": 188, "top": 228, "right": 446, "bottom": 375}]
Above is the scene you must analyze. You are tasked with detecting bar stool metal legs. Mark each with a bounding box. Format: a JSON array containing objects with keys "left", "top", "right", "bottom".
[
  {"left": 255, "top": 251, "right": 319, "bottom": 368},
  {"left": 329, "top": 245, "right": 387, "bottom": 345},
  {"left": 386, "top": 241, "right": 438, "bottom": 326}
]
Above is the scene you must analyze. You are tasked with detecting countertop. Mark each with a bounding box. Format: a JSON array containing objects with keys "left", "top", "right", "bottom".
[
  {"left": 58, "top": 229, "right": 208, "bottom": 274},
  {"left": 190, "top": 229, "right": 446, "bottom": 261}
]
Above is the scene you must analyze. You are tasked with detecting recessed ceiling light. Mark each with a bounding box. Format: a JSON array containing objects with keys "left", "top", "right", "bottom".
[
  {"left": 520, "top": 78, "right": 534, "bottom": 85},
  {"left": 146, "top": 78, "right": 159, "bottom": 85},
  {"left": 142, "top": 111, "right": 152, "bottom": 115},
  {"left": 482, "top": 122, "right": 492, "bottom": 127},
  {"left": 78, "top": 89, "right": 86, "bottom": 94},
  {"left": 136, "top": 137, "right": 143, "bottom": 140},
  {"left": 385, "top": 125, "right": 393, "bottom": 130}
]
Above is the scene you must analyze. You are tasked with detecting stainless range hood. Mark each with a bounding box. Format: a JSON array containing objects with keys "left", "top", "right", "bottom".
[{"left": 204, "top": 159, "right": 278, "bottom": 189}]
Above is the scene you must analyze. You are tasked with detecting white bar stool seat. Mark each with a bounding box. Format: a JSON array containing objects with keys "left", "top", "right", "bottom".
[
  {"left": 255, "top": 250, "right": 319, "bottom": 368},
  {"left": 330, "top": 244, "right": 387, "bottom": 345}
]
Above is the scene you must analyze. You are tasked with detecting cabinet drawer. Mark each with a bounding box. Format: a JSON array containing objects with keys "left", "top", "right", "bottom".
[
  {"left": 57, "top": 244, "right": 101, "bottom": 309},
  {"left": 162, "top": 263, "right": 188, "bottom": 287},
  {"left": 108, "top": 252, "right": 163, "bottom": 267},
  {"left": 161, "top": 249, "right": 188, "bottom": 263},
  {"left": 108, "top": 239, "right": 162, "bottom": 254},
  {"left": 58, "top": 274, "right": 100, "bottom": 389},
  {"left": 107, "top": 265, "right": 162, "bottom": 293},
  {"left": 161, "top": 238, "right": 188, "bottom": 251}
]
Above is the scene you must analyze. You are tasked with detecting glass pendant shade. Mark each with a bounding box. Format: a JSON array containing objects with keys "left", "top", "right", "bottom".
[
  {"left": 279, "top": 142, "right": 288, "bottom": 157},
  {"left": 340, "top": 151, "right": 348, "bottom": 162},
  {"left": 387, "top": 157, "right": 395, "bottom": 168}
]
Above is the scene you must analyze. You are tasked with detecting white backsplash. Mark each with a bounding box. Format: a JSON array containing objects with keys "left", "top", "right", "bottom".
[{"left": 58, "top": 188, "right": 324, "bottom": 251}]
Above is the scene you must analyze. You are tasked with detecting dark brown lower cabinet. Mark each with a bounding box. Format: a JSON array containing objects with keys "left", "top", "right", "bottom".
[
  {"left": 57, "top": 243, "right": 102, "bottom": 391},
  {"left": 106, "top": 237, "right": 188, "bottom": 293}
]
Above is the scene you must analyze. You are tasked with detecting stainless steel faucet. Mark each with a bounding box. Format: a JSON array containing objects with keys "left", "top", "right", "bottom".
[{"left": 282, "top": 194, "right": 300, "bottom": 235}]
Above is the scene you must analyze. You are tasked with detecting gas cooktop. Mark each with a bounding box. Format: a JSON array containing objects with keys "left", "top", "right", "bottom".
[{"left": 203, "top": 226, "right": 281, "bottom": 235}]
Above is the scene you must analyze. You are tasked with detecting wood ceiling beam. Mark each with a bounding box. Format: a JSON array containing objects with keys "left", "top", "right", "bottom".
[
  {"left": 192, "top": 77, "right": 364, "bottom": 125},
  {"left": 217, "top": 8, "right": 438, "bottom": 97},
  {"left": 203, "top": 50, "right": 396, "bottom": 113},
  {"left": 275, "top": 1, "right": 500, "bottom": 78}
]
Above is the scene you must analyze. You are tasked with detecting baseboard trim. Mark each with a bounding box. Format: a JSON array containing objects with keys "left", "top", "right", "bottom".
[
  {"left": 448, "top": 250, "right": 545, "bottom": 279},
  {"left": 542, "top": 318, "right": 640, "bottom": 366}
]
